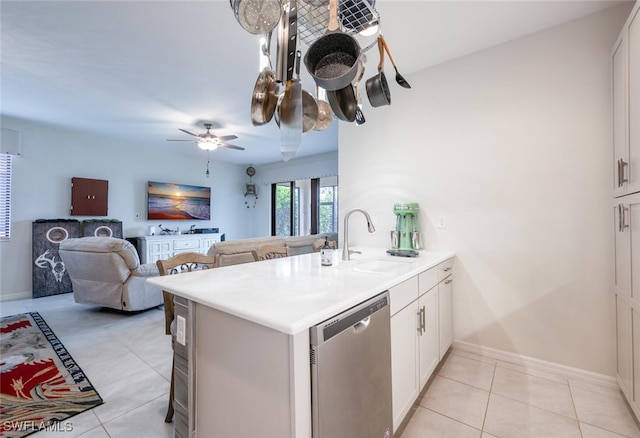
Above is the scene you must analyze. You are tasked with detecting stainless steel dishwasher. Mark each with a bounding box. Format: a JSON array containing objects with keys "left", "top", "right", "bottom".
[{"left": 310, "top": 291, "right": 393, "bottom": 438}]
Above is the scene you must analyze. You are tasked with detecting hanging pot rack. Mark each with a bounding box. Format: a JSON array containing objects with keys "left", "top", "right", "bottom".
[{"left": 231, "top": 0, "right": 409, "bottom": 161}]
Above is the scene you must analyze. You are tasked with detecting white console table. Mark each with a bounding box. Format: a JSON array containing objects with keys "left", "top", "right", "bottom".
[{"left": 137, "top": 233, "right": 221, "bottom": 264}]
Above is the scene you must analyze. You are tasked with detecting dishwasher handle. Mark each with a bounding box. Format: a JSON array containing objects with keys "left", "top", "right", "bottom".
[
  {"left": 310, "top": 291, "right": 389, "bottom": 345},
  {"left": 353, "top": 316, "right": 371, "bottom": 333}
]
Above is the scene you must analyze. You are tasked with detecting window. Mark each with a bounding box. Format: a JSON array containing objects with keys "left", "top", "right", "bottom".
[
  {"left": 319, "top": 185, "right": 338, "bottom": 233},
  {"left": 0, "top": 154, "right": 12, "bottom": 240},
  {"left": 272, "top": 182, "right": 300, "bottom": 236},
  {"left": 271, "top": 177, "right": 337, "bottom": 237}
]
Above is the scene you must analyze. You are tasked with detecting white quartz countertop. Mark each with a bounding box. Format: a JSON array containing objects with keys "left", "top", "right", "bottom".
[{"left": 147, "top": 247, "right": 455, "bottom": 335}]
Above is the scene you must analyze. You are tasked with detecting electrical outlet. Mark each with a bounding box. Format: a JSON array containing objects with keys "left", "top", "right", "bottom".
[
  {"left": 437, "top": 216, "right": 447, "bottom": 229},
  {"left": 176, "top": 315, "right": 186, "bottom": 346}
]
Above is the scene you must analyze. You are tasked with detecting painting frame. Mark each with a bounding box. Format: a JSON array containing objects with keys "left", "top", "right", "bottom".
[{"left": 147, "top": 181, "right": 211, "bottom": 220}]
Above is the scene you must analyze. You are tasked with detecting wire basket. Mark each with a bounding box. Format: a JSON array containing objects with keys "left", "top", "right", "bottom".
[{"left": 297, "top": 0, "right": 379, "bottom": 47}]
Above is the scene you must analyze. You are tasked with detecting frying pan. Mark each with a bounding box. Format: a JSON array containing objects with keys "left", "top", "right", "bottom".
[
  {"left": 303, "top": 0, "right": 361, "bottom": 91},
  {"left": 251, "top": 32, "right": 279, "bottom": 126},
  {"left": 365, "top": 36, "right": 391, "bottom": 107},
  {"left": 327, "top": 85, "right": 356, "bottom": 122},
  {"left": 231, "top": 0, "right": 283, "bottom": 35}
]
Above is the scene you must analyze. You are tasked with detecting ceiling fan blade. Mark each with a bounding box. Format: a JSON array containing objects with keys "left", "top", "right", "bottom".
[
  {"left": 179, "top": 128, "right": 199, "bottom": 137},
  {"left": 219, "top": 144, "right": 245, "bottom": 150},
  {"left": 166, "top": 139, "right": 194, "bottom": 142},
  {"left": 215, "top": 134, "right": 238, "bottom": 142}
]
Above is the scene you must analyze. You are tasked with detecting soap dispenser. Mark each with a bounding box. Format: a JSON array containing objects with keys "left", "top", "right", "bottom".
[{"left": 321, "top": 237, "right": 333, "bottom": 266}]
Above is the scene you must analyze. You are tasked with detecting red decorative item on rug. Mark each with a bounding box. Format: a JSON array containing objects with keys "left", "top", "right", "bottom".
[{"left": 0, "top": 312, "right": 103, "bottom": 438}]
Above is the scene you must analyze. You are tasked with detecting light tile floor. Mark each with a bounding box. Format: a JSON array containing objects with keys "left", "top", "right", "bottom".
[
  {"left": 2, "top": 293, "right": 640, "bottom": 438},
  {"left": 401, "top": 351, "right": 640, "bottom": 438}
]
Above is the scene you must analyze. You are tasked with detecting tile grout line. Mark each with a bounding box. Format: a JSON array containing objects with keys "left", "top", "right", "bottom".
[{"left": 480, "top": 361, "right": 498, "bottom": 436}]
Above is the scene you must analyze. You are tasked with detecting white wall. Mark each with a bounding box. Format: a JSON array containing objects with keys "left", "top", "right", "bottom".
[
  {"left": 0, "top": 116, "right": 252, "bottom": 300},
  {"left": 339, "top": 5, "right": 631, "bottom": 376}
]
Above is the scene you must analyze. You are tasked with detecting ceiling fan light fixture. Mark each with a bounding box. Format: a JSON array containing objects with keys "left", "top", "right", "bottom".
[{"left": 197, "top": 137, "right": 218, "bottom": 151}]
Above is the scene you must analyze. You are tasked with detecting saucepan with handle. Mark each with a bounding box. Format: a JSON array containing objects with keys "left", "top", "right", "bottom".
[
  {"left": 303, "top": 0, "right": 361, "bottom": 92},
  {"left": 365, "top": 35, "right": 391, "bottom": 107}
]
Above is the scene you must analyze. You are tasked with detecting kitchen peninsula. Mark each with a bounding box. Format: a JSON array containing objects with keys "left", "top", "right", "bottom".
[{"left": 147, "top": 247, "right": 455, "bottom": 438}]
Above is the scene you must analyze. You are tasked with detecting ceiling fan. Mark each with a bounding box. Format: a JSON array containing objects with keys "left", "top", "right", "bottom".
[{"left": 167, "top": 123, "right": 245, "bottom": 151}]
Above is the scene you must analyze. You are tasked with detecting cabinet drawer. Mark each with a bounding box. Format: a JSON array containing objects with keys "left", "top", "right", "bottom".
[
  {"left": 438, "top": 258, "right": 454, "bottom": 282},
  {"left": 174, "top": 239, "right": 200, "bottom": 251},
  {"left": 390, "top": 276, "right": 419, "bottom": 316},
  {"left": 419, "top": 267, "right": 438, "bottom": 296},
  {"left": 149, "top": 241, "right": 172, "bottom": 254}
]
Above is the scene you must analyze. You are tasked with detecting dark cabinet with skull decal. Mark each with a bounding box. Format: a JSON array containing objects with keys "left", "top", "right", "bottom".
[{"left": 32, "top": 219, "right": 81, "bottom": 298}]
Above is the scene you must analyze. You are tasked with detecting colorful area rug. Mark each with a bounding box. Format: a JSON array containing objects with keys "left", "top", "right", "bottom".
[{"left": 0, "top": 312, "right": 103, "bottom": 437}]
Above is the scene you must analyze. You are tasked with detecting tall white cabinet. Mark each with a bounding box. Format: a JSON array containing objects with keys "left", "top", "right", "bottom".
[
  {"left": 613, "top": 2, "right": 640, "bottom": 197},
  {"left": 613, "top": 0, "right": 640, "bottom": 421}
]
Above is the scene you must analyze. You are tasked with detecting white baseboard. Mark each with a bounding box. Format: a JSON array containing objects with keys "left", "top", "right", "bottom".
[
  {"left": 0, "top": 291, "right": 32, "bottom": 302},
  {"left": 452, "top": 340, "right": 618, "bottom": 390}
]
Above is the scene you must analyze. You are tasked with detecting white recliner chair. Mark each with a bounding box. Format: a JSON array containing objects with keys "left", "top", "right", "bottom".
[{"left": 59, "top": 236, "right": 163, "bottom": 311}]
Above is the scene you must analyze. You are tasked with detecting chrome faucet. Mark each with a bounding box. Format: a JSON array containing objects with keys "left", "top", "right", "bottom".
[{"left": 342, "top": 208, "right": 376, "bottom": 261}]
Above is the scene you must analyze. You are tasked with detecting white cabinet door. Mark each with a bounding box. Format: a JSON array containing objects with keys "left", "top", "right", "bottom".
[
  {"left": 614, "top": 192, "right": 640, "bottom": 412},
  {"left": 628, "top": 5, "right": 640, "bottom": 195},
  {"left": 613, "top": 34, "right": 628, "bottom": 197},
  {"left": 615, "top": 193, "right": 640, "bottom": 305},
  {"left": 418, "top": 287, "right": 439, "bottom": 389},
  {"left": 390, "top": 300, "right": 419, "bottom": 433},
  {"left": 438, "top": 278, "right": 453, "bottom": 359}
]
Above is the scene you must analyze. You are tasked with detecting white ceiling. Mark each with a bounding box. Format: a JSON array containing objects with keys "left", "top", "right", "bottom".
[{"left": 0, "top": 0, "right": 629, "bottom": 166}]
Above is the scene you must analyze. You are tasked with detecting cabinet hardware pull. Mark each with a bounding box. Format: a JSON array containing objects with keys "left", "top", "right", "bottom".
[
  {"left": 417, "top": 309, "right": 423, "bottom": 334},
  {"left": 445, "top": 279, "right": 453, "bottom": 285},
  {"left": 618, "top": 159, "right": 629, "bottom": 187},
  {"left": 619, "top": 203, "right": 629, "bottom": 232},
  {"left": 421, "top": 306, "right": 426, "bottom": 334},
  {"left": 444, "top": 267, "right": 452, "bottom": 272}
]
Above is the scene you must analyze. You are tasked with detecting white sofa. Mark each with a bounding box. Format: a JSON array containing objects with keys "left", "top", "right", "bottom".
[{"left": 59, "top": 236, "right": 163, "bottom": 311}]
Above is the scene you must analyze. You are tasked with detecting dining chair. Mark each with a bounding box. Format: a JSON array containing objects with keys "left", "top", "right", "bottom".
[
  {"left": 255, "top": 245, "right": 289, "bottom": 261},
  {"left": 156, "top": 252, "right": 217, "bottom": 423}
]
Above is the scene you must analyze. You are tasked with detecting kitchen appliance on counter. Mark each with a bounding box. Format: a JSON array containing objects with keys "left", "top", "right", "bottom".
[
  {"left": 392, "top": 202, "right": 421, "bottom": 253},
  {"left": 310, "top": 291, "right": 392, "bottom": 438}
]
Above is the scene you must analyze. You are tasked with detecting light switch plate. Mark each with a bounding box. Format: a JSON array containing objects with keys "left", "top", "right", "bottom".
[
  {"left": 437, "top": 216, "right": 447, "bottom": 229},
  {"left": 176, "top": 315, "right": 186, "bottom": 346}
]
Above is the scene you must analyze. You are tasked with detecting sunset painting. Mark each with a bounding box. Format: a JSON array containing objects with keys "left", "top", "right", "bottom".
[{"left": 147, "top": 181, "right": 211, "bottom": 220}]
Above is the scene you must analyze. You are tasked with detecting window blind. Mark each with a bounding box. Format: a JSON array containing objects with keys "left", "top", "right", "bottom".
[{"left": 0, "top": 154, "right": 12, "bottom": 240}]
